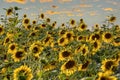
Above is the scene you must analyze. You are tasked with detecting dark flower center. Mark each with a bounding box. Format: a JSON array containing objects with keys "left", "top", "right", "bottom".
[
  {"left": 60, "top": 38, "right": 64, "bottom": 43},
  {"left": 10, "top": 45, "right": 15, "bottom": 50},
  {"left": 65, "top": 60, "right": 75, "bottom": 69},
  {"left": 15, "top": 51, "right": 23, "bottom": 58},
  {"left": 81, "top": 61, "right": 90, "bottom": 69},
  {"left": 24, "top": 19, "right": 29, "bottom": 24},
  {"left": 0, "top": 28, "right": 3, "bottom": 32},
  {"left": 66, "top": 33, "right": 72, "bottom": 39},
  {"left": 62, "top": 51, "right": 70, "bottom": 57},
  {"left": 105, "top": 33, "right": 111, "bottom": 39},
  {"left": 82, "top": 48, "right": 86, "bottom": 54},
  {"left": 93, "top": 42, "right": 98, "bottom": 48},
  {"left": 94, "top": 34, "right": 100, "bottom": 40},
  {"left": 5, "top": 38, "right": 10, "bottom": 43},
  {"left": 33, "top": 47, "right": 39, "bottom": 53},
  {"left": 81, "top": 24, "right": 86, "bottom": 29},
  {"left": 78, "top": 36, "right": 83, "bottom": 40},
  {"left": 105, "top": 61, "right": 113, "bottom": 70},
  {"left": 71, "top": 20, "right": 75, "bottom": 25}
]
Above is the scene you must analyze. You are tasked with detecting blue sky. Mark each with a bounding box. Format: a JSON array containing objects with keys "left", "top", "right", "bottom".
[{"left": 0, "top": 0, "right": 120, "bottom": 29}]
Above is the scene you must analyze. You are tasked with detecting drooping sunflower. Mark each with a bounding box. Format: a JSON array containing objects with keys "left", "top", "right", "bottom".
[
  {"left": 7, "top": 43, "right": 17, "bottom": 54},
  {"left": 101, "top": 59, "right": 119, "bottom": 72},
  {"left": 78, "top": 60, "right": 91, "bottom": 71},
  {"left": 58, "top": 37, "right": 68, "bottom": 46},
  {"left": 58, "top": 29, "right": 66, "bottom": 36},
  {"left": 43, "top": 35, "right": 53, "bottom": 46},
  {"left": 108, "top": 16, "right": 116, "bottom": 23},
  {"left": 46, "top": 18, "right": 51, "bottom": 23},
  {"left": 6, "top": 7, "right": 13, "bottom": 16},
  {"left": 13, "top": 65, "right": 33, "bottom": 80},
  {"left": 0, "top": 25, "right": 4, "bottom": 35},
  {"left": 112, "top": 36, "right": 120, "bottom": 46},
  {"left": 43, "top": 61, "right": 57, "bottom": 71},
  {"left": 12, "top": 49, "right": 26, "bottom": 62},
  {"left": 91, "top": 40, "right": 101, "bottom": 55},
  {"left": 61, "top": 60, "right": 77, "bottom": 76},
  {"left": 59, "top": 50, "right": 72, "bottom": 61},
  {"left": 78, "top": 23, "right": 87, "bottom": 31},
  {"left": 40, "top": 13, "right": 45, "bottom": 19},
  {"left": 96, "top": 72, "right": 117, "bottom": 80},
  {"left": 22, "top": 18, "right": 30, "bottom": 26},
  {"left": 102, "top": 32, "right": 113, "bottom": 43},
  {"left": 74, "top": 45, "right": 82, "bottom": 54},
  {"left": 80, "top": 44, "right": 89, "bottom": 56}
]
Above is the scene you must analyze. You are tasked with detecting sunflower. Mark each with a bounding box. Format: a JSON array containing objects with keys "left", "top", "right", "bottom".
[
  {"left": 96, "top": 72, "right": 117, "bottom": 80},
  {"left": 101, "top": 59, "right": 119, "bottom": 72},
  {"left": 69, "top": 19, "right": 76, "bottom": 27},
  {"left": 0, "top": 25, "right": 4, "bottom": 35},
  {"left": 6, "top": 8, "right": 13, "bottom": 15},
  {"left": 59, "top": 29, "right": 66, "bottom": 36},
  {"left": 24, "top": 24, "right": 32, "bottom": 30},
  {"left": 32, "top": 20, "right": 37, "bottom": 25},
  {"left": 7, "top": 43, "right": 17, "bottom": 54},
  {"left": 29, "top": 42, "right": 43, "bottom": 58},
  {"left": 61, "top": 60, "right": 77, "bottom": 76},
  {"left": 23, "top": 14, "right": 27, "bottom": 18},
  {"left": 63, "top": 31, "right": 74, "bottom": 41},
  {"left": 112, "top": 36, "right": 120, "bottom": 46},
  {"left": 59, "top": 50, "right": 72, "bottom": 61},
  {"left": 3, "top": 37, "right": 12, "bottom": 46},
  {"left": 77, "top": 35, "right": 86, "bottom": 42},
  {"left": 78, "top": 23, "right": 87, "bottom": 31},
  {"left": 43, "top": 35, "right": 53, "bottom": 46},
  {"left": 78, "top": 60, "right": 91, "bottom": 71},
  {"left": 74, "top": 45, "right": 82, "bottom": 54},
  {"left": 108, "top": 16, "right": 116, "bottom": 23},
  {"left": 13, "top": 65, "right": 33, "bottom": 80},
  {"left": 58, "top": 37, "right": 68, "bottom": 46},
  {"left": 80, "top": 44, "right": 89, "bottom": 56},
  {"left": 94, "top": 24, "right": 100, "bottom": 30},
  {"left": 51, "top": 21, "right": 57, "bottom": 28},
  {"left": 46, "top": 18, "right": 51, "bottom": 23},
  {"left": 91, "top": 40, "right": 101, "bottom": 55},
  {"left": 40, "top": 24, "right": 46, "bottom": 28},
  {"left": 22, "top": 18, "right": 30, "bottom": 26},
  {"left": 40, "top": 13, "right": 45, "bottom": 19},
  {"left": 12, "top": 49, "right": 26, "bottom": 62},
  {"left": 89, "top": 33, "right": 101, "bottom": 42},
  {"left": 43, "top": 61, "right": 57, "bottom": 71},
  {"left": 102, "top": 32, "right": 113, "bottom": 43}
]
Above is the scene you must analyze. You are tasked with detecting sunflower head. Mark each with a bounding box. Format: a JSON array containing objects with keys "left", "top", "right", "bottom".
[
  {"left": 22, "top": 18, "right": 30, "bottom": 26},
  {"left": 108, "top": 16, "right": 116, "bottom": 23},
  {"left": 79, "top": 23, "right": 87, "bottom": 31},
  {"left": 70, "top": 19, "right": 76, "bottom": 27},
  {"left": 12, "top": 49, "right": 26, "bottom": 62},
  {"left": 59, "top": 50, "right": 71, "bottom": 61},
  {"left": 102, "top": 32, "right": 113, "bottom": 43},
  {"left": 40, "top": 13, "right": 44, "bottom": 19},
  {"left": 6, "top": 8, "right": 13, "bottom": 15},
  {"left": 58, "top": 37, "right": 68, "bottom": 46},
  {"left": 0, "top": 25, "right": 4, "bottom": 35}
]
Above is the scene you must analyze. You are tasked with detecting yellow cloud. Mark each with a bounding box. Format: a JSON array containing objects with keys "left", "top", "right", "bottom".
[
  {"left": 89, "top": 11, "right": 97, "bottom": 16},
  {"left": 103, "top": 8, "right": 113, "bottom": 11},
  {"left": 39, "top": 0, "right": 53, "bottom": 3},
  {"left": 59, "top": 0, "right": 72, "bottom": 3},
  {"left": 79, "top": 4, "right": 93, "bottom": 8},
  {"left": 45, "top": 10, "right": 60, "bottom": 15},
  {"left": 30, "top": 0, "right": 35, "bottom": 2},
  {"left": 5, "top": 0, "right": 26, "bottom": 4}
]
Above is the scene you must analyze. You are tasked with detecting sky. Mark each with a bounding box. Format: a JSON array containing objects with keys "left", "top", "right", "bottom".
[{"left": 0, "top": 0, "right": 120, "bottom": 29}]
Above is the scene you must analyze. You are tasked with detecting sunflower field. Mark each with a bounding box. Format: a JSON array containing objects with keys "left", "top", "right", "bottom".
[{"left": 0, "top": 7, "right": 120, "bottom": 80}]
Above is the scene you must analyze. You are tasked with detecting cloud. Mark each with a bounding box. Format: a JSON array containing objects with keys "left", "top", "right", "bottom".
[
  {"left": 51, "top": 5, "right": 58, "bottom": 9},
  {"left": 45, "top": 10, "right": 60, "bottom": 15},
  {"left": 30, "top": 0, "right": 35, "bottom": 2},
  {"left": 58, "top": 0, "right": 72, "bottom": 3},
  {"left": 5, "top": 0, "right": 26, "bottom": 4},
  {"left": 103, "top": 8, "right": 113, "bottom": 11},
  {"left": 79, "top": 4, "right": 93, "bottom": 8},
  {"left": 89, "top": 11, "right": 97, "bottom": 16},
  {"left": 76, "top": 13, "right": 83, "bottom": 16},
  {"left": 39, "top": 0, "right": 53, "bottom": 3}
]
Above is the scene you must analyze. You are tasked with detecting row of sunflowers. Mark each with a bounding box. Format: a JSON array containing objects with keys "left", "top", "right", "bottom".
[{"left": 0, "top": 7, "right": 120, "bottom": 80}]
